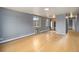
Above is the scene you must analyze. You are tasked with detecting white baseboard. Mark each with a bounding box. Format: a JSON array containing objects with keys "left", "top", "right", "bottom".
[
  {"left": 0, "top": 33, "right": 35, "bottom": 44},
  {"left": 40, "top": 30, "right": 49, "bottom": 33},
  {"left": 0, "top": 31, "right": 65, "bottom": 44},
  {"left": 56, "top": 32, "right": 66, "bottom": 35}
]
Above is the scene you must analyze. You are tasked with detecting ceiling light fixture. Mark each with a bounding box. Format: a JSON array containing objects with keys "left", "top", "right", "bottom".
[
  {"left": 70, "top": 12, "right": 73, "bottom": 18},
  {"left": 52, "top": 14, "right": 56, "bottom": 19},
  {"left": 65, "top": 12, "right": 77, "bottom": 20}
]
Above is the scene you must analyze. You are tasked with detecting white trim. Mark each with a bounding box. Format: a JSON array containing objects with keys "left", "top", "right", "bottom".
[
  {"left": 56, "top": 31, "right": 66, "bottom": 35},
  {"left": 0, "top": 33, "right": 35, "bottom": 44},
  {"left": 40, "top": 30, "right": 49, "bottom": 33}
]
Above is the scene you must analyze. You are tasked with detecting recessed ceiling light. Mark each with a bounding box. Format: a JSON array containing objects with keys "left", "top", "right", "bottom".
[{"left": 44, "top": 8, "right": 49, "bottom": 11}]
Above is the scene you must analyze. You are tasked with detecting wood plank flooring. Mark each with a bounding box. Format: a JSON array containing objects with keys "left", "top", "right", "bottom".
[{"left": 0, "top": 30, "right": 79, "bottom": 52}]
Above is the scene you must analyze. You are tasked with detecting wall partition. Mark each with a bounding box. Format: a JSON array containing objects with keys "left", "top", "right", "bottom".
[{"left": 56, "top": 14, "right": 66, "bottom": 34}]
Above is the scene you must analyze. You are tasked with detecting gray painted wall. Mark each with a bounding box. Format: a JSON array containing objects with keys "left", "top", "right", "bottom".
[
  {"left": 76, "top": 14, "right": 79, "bottom": 32},
  {"left": 0, "top": 8, "right": 3, "bottom": 41},
  {"left": 1, "top": 8, "right": 34, "bottom": 40},
  {"left": 72, "top": 18, "right": 77, "bottom": 31},
  {"left": 56, "top": 14, "right": 66, "bottom": 34},
  {"left": 0, "top": 9, "right": 2, "bottom": 38}
]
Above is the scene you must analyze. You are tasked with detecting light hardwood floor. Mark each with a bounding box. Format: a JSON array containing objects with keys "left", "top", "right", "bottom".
[{"left": 0, "top": 30, "right": 79, "bottom": 52}]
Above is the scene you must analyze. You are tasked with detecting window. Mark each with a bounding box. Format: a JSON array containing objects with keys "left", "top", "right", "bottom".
[{"left": 33, "top": 16, "right": 41, "bottom": 27}]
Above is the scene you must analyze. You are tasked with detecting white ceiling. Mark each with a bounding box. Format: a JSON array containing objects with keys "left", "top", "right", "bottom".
[{"left": 5, "top": 7, "right": 79, "bottom": 18}]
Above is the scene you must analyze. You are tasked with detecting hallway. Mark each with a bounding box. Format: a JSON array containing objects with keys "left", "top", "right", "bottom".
[
  {"left": 0, "top": 7, "right": 79, "bottom": 52},
  {"left": 0, "top": 30, "right": 79, "bottom": 52},
  {"left": 0, "top": 1, "right": 79, "bottom": 59}
]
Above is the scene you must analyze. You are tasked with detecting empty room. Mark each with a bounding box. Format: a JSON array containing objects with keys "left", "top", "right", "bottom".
[{"left": 0, "top": 7, "right": 79, "bottom": 52}]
